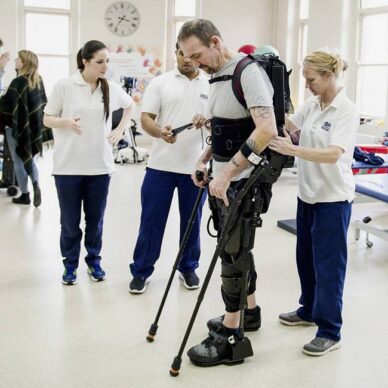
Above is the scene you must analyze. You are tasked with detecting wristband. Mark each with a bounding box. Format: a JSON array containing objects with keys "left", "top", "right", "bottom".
[{"left": 240, "top": 142, "right": 263, "bottom": 165}]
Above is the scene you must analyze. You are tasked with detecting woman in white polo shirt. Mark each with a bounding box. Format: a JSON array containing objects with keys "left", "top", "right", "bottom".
[
  {"left": 270, "top": 50, "right": 359, "bottom": 356},
  {"left": 44, "top": 40, "right": 133, "bottom": 285}
]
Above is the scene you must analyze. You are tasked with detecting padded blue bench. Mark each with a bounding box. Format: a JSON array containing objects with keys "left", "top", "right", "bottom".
[{"left": 354, "top": 175, "right": 388, "bottom": 247}]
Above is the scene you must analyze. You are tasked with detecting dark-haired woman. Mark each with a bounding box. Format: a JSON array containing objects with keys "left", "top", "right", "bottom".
[{"left": 44, "top": 40, "right": 133, "bottom": 285}]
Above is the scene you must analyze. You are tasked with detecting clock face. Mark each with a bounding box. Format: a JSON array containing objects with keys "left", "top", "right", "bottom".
[{"left": 105, "top": 1, "right": 140, "bottom": 36}]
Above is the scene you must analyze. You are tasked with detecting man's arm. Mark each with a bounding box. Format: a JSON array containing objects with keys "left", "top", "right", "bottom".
[
  {"left": 192, "top": 145, "right": 212, "bottom": 187},
  {"left": 216, "top": 106, "right": 276, "bottom": 181},
  {"left": 140, "top": 111, "right": 176, "bottom": 144},
  {"left": 209, "top": 106, "right": 277, "bottom": 205}
]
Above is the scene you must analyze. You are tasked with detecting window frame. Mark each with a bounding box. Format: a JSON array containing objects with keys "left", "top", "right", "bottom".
[
  {"left": 165, "top": 0, "right": 201, "bottom": 71},
  {"left": 19, "top": 0, "right": 79, "bottom": 90},
  {"left": 296, "top": 0, "right": 309, "bottom": 107},
  {"left": 356, "top": 2, "right": 388, "bottom": 118}
]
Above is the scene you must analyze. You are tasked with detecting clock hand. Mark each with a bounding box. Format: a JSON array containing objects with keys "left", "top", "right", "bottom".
[{"left": 115, "top": 15, "right": 125, "bottom": 28}]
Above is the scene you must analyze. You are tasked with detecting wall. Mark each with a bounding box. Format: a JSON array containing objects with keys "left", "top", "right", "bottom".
[
  {"left": 202, "top": 0, "right": 274, "bottom": 51},
  {"left": 275, "top": 0, "right": 359, "bottom": 106},
  {"left": 80, "top": 0, "right": 166, "bottom": 64},
  {"left": 0, "top": 0, "right": 19, "bottom": 87},
  {"left": 0, "top": 0, "right": 275, "bottom": 84}
]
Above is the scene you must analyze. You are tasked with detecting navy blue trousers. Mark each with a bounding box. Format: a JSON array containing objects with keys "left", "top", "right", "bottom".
[
  {"left": 296, "top": 198, "right": 352, "bottom": 341},
  {"left": 130, "top": 168, "right": 206, "bottom": 279},
  {"left": 54, "top": 175, "right": 111, "bottom": 269}
]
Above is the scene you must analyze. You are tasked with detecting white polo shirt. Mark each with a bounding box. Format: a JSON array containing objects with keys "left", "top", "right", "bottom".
[
  {"left": 142, "top": 68, "right": 209, "bottom": 174},
  {"left": 44, "top": 71, "right": 133, "bottom": 175},
  {"left": 290, "top": 88, "right": 359, "bottom": 204}
]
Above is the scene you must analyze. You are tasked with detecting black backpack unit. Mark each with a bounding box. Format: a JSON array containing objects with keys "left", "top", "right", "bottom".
[
  {"left": 231, "top": 54, "right": 294, "bottom": 129},
  {"left": 209, "top": 53, "right": 293, "bottom": 131},
  {"left": 209, "top": 53, "right": 295, "bottom": 171}
]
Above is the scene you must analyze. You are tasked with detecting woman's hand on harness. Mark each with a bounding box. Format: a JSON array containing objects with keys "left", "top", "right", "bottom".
[
  {"left": 209, "top": 175, "right": 231, "bottom": 207},
  {"left": 269, "top": 128, "right": 295, "bottom": 156},
  {"left": 161, "top": 125, "right": 177, "bottom": 144},
  {"left": 107, "top": 128, "right": 124, "bottom": 145}
]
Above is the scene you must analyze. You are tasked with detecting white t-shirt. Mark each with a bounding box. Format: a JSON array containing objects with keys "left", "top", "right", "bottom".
[
  {"left": 289, "top": 88, "right": 359, "bottom": 204},
  {"left": 142, "top": 68, "right": 209, "bottom": 174},
  {"left": 208, "top": 54, "right": 274, "bottom": 179},
  {"left": 44, "top": 71, "right": 133, "bottom": 175}
]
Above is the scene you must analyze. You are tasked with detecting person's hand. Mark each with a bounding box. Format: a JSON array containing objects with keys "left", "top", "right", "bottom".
[
  {"left": 67, "top": 117, "right": 82, "bottom": 135},
  {"left": 209, "top": 175, "right": 231, "bottom": 206},
  {"left": 0, "top": 52, "right": 10, "bottom": 71},
  {"left": 269, "top": 128, "right": 295, "bottom": 156},
  {"left": 107, "top": 128, "right": 124, "bottom": 144},
  {"left": 161, "top": 125, "right": 176, "bottom": 144},
  {"left": 191, "top": 114, "right": 208, "bottom": 129},
  {"left": 191, "top": 159, "right": 208, "bottom": 187}
]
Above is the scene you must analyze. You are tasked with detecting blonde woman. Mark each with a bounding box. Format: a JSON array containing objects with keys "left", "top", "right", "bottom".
[
  {"left": 270, "top": 50, "right": 359, "bottom": 356},
  {"left": 0, "top": 50, "right": 52, "bottom": 206}
]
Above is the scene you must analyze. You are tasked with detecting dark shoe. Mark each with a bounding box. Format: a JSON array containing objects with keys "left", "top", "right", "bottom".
[
  {"left": 179, "top": 271, "right": 200, "bottom": 290},
  {"left": 187, "top": 325, "right": 253, "bottom": 367},
  {"left": 87, "top": 263, "right": 106, "bottom": 282},
  {"left": 62, "top": 268, "right": 77, "bottom": 285},
  {"left": 207, "top": 305, "right": 261, "bottom": 332},
  {"left": 302, "top": 337, "right": 341, "bottom": 356},
  {"left": 129, "top": 277, "right": 150, "bottom": 294},
  {"left": 279, "top": 310, "right": 315, "bottom": 326},
  {"left": 33, "top": 181, "right": 41, "bottom": 207},
  {"left": 12, "top": 192, "right": 31, "bottom": 205}
]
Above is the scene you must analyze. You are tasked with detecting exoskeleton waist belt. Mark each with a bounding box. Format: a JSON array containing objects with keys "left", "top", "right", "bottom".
[{"left": 210, "top": 116, "right": 255, "bottom": 162}]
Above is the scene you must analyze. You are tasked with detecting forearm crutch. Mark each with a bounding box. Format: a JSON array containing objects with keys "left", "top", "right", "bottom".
[
  {"left": 170, "top": 158, "right": 272, "bottom": 377},
  {"left": 146, "top": 171, "right": 206, "bottom": 342}
]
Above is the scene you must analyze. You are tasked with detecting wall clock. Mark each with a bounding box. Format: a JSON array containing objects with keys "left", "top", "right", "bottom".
[{"left": 105, "top": 1, "right": 140, "bottom": 36}]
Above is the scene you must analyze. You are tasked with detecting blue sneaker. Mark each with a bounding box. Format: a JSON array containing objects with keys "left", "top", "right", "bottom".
[
  {"left": 62, "top": 268, "right": 77, "bottom": 285},
  {"left": 87, "top": 263, "right": 106, "bottom": 282}
]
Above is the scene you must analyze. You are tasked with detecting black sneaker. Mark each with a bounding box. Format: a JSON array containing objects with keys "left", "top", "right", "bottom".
[
  {"left": 179, "top": 271, "right": 200, "bottom": 289},
  {"left": 187, "top": 325, "right": 253, "bottom": 367},
  {"left": 12, "top": 193, "right": 30, "bottom": 205},
  {"left": 302, "top": 337, "right": 341, "bottom": 356},
  {"left": 207, "top": 306, "right": 261, "bottom": 332},
  {"left": 129, "top": 277, "right": 150, "bottom": 294},
  {"left": 279, "top": 310, "right": 315, "bottom": 326}
]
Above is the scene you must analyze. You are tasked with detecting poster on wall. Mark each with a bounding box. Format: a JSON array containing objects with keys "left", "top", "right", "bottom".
[{"left": 108, "top": 45, "right": 162, "bottom": 106}]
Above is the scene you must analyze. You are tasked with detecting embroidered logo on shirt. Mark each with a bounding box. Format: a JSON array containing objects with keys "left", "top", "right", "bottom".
[
  {"left": 321, "top": 121, "right": 331, "bottom": 131},
  {"left": 200, "top": 94, "right": 208, "bottom": 100}
]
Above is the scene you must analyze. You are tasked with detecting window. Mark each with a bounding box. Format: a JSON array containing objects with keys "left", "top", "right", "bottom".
[
  {"left": 22, "top": 0, "right": 72, "bottom": 94},
  {"left": 297, "top": 0, "right": 309, "bottom": 107},
  {"left": 357, "top": 1, "right": 388, "bottom": 117},
  {"left": 173, "top": 0, "right": 199, "bottom": 47},
  {"left": 165, "top": 0, "right": 201, "bottom": 70}
]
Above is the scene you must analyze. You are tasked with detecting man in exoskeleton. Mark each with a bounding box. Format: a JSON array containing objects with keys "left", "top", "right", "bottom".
[{"left": 179, "top": 19, "right": 279, "bottom": 367}]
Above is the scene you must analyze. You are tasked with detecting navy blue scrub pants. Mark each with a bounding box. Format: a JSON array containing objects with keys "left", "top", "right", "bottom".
[
  {"left": 130, "top": 168, "right": 206, "bottom": 279},
  {"left": 296, "top": 198, "right": 352, "bottom": 341},
  {"left": 54, "top": 175, "right": 111, "bottom": 269}
]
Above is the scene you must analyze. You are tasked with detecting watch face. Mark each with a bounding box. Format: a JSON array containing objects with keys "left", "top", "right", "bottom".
[{"left": 105, "top": 1, "right": 140, "bottom": 36}]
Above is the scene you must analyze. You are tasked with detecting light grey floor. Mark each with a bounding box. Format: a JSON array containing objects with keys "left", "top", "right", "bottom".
[{"left": 1, "top": 148, "right": 388, "bottom": 388}]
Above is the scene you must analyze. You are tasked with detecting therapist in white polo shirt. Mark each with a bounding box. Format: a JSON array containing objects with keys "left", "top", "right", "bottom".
[
  {"left": 129, "top": 42, "right": 209, "bottom": 294},
  {"left": 270, "top": 49, "right": 359, "bottom": 356},
  {"left": 44, "top": 40, "right": 133, "bottom": 286}
]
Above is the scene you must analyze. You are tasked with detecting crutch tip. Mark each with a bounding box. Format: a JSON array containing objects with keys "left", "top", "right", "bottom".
[
  {"left": 146, "top": 334, "right": 155, "bottom": 342},
  {"left": 169, "top": 368, "right": 179, "bottom": 377},
  {"left": 170, "top": 356, "right": 182, "bottom": 376}
]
